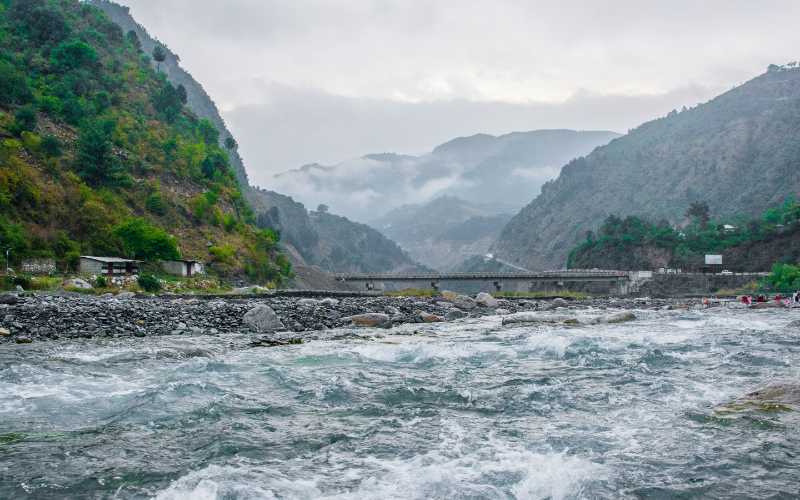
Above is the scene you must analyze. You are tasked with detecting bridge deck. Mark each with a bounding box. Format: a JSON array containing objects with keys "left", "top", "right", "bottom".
[{"left": 335, "top": 270, "right": 630, "bottom": 280}]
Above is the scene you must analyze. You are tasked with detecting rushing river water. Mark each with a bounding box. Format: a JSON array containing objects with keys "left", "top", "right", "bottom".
[{"left": 2, "top": 306, "right": 800, "bottom": 499}]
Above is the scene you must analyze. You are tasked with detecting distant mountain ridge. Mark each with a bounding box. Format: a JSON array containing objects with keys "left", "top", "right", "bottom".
[
  {"left": 492, "top": 65, "right": 800, "bottom": 270},
  {"left": 251, "top": 189, "right": 426, "bottom": 274},
  {"left": 371, "top": 196, "right": 513, "bottom": 271},
  {"left": 272, "top": 129, "right": 621, "bottom": 222}
]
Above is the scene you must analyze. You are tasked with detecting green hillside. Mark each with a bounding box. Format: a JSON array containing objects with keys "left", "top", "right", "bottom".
[
  {"left": 492, "top": 65, "right": 800, "bottom": 270},
  {"left": 0, "top": 0, "right": 290, "bottom": 283}
]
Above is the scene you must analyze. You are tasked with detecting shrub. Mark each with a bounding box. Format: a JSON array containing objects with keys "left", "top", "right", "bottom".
[
  {"left": 137, "top": 274, "right": 161, "bottom": 293},
  {"left": 113, "top": 218, "right": 181, "bottom": 261},
  {"left": 209, "top": 244, "right": 235, "bottom": 264},
  {"left": 145, "top": 192, "right": 166, "bottom": 215},
  {"left": 95, "top": 275, "right": 107, "bottom": 288},
  {"left": 0, "top": 60, "right": 32, "bottom": 106},
  {"left": 11, "top": 105, "right": 37, "bottom": 136}
]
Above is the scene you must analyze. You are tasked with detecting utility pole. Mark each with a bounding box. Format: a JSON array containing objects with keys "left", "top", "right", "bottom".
[{"left": 5, "top": 248, "right": 9, "bottom": 275}]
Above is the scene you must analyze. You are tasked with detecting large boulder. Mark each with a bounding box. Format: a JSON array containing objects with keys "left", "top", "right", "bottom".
[
  {"left": 475, "top": 292, "right": 499, "bottom": 308},
  {"left": 346, "top": 313, "right": 392, "bottom": 329},
  {"left": 417, "top": 311, "right": 446, "bottom": 323},
  {"left": 551, "top": 298, "right": 569, "bottom": 308},
  {"left": 0, "top": 293, "right": 20, "bottom": 305},
  {"left": 450, "top": 295, "right": 477, "bottom": 311},
  {"left": 63, "top": 278, "right": 92, "bottom": 290},
  {"left": 502, "top": 312, "right": 576, "bottom": 325},
  {"left": 440, "top": 290, "right": 459, "bottom": 302},
  {"left": 601, "top": 311, "right": 637, "bottom": 324},
  {"left": 445, "top": 310, "right": 468, "bottom": 321},
  {"left": 243, "top": 304, "right": 284, "bottom": 333}
]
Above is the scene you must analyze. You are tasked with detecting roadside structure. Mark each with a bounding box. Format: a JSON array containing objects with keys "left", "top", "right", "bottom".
[
  {"left": 161, "top": 259, "right": 204, "bottom": 277},
  {"left": 79, "top": 256, "right": 140, "bottom": 277}
]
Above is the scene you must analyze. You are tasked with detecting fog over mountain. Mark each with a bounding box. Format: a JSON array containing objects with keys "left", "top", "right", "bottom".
[
  {"left": 113, "top": 0, "right": 800, "bottom": 184},
  {"left": 272, "top": 129, "right": 619, "bottom": 221}
]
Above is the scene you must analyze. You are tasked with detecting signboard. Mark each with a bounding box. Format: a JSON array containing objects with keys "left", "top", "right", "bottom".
[{"left": 705, "top": 254, "right": 723, "bottom": 265}]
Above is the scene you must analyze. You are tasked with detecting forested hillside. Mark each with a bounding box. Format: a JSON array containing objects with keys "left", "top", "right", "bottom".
[
  {"left": 492, "top": 65, "right": 800, "bottom": 270},
  {"left": 0, "top": 0, "right": 290, "bottom": 282},
  {"left": 252, "top": 189, "right": 425, "bottom": 273},
  {"left": 568, "top": 200, "right": 800, "bottom": 272}
]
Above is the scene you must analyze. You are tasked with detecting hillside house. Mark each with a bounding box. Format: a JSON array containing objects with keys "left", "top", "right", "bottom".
[
  {"left": 161, "top": 259, "right": 204, "bottom": 277},
  {"left": 79, "top": 256, "right": 140, "bottom": 277}
]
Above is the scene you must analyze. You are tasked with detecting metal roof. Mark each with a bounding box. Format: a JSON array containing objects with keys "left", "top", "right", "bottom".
[{"left": 80, "top": 256, "right": 141, "bottom": 263}]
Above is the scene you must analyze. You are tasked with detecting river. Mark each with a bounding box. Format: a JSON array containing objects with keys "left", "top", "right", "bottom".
[{"left": 1, "top": 306, "right": 799, "bottom": 499}]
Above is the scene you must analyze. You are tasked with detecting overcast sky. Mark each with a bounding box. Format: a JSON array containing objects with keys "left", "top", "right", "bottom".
[{"left": 116, "top": 0, "right": 800, "bottom": 187}]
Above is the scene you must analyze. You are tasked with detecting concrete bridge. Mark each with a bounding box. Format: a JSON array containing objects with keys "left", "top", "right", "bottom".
[
  {"left": 335, "top": 270, "right": 637, "bottom": 295},
  {"left": 335, "top": 270, "right": 769, "bottom": 296}
]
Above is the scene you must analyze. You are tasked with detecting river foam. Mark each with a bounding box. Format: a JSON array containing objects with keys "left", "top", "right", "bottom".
[{"left": 2, "top": 307, "right": 800, "bottom": 499}]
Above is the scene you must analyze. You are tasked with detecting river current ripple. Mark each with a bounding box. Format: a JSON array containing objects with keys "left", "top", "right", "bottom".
[{"left": 1, "top": 306, "right": 800, "bottom": 499}]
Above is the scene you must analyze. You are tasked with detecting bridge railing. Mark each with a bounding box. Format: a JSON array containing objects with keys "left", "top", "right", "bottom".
[{"left": 334, "top": 270, "right": 631, "bottom": 280}]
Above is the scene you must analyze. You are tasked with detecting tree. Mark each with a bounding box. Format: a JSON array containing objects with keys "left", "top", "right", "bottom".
[
  {"left": 201, "top": 150, "right": 229, "bottom": 178},
  {"left": 198, "top": 119, "right": 219, "bottom": 145},
  {"left": 0, "top": 60, "right": 32, "bottom": 106},
  {"left": 316, "top": 204, "right": 329, "bottom": 213},
  {"left": 126, "top": 30, "right": 141, "bottom": 51},
  {"left": 50, "top": 40, "right": 98, "bottom": 72},
  {"left": 176, "top": 84, "right": 187, "bottom": 104},
  {"left": 686, "top": 201, "right": 710, "bottom": 228},
  {"left": 152, "top": 44, "right": 166, "bottom": 72},
  {"left": 152, "top": 82, "right": 183, "bottom": 123},
  {"left": 75, "top": 119, "right": 118, "bottom": 186},
  {"left": 41, "top": 135, "right": 62, "bottom": 157},
  {"left": 113, "top": 218, "right": 180, "bottom": 261},
  {"left": 11, "top": 105, "right": 37, "bottom": 136},
  {"left": 224, "top": 136, "right": 237, "bottom": 150}
]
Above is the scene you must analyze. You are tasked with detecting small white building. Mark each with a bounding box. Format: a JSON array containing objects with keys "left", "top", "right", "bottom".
[
  {"left": 161, "top": 259, "right": 204, "bottom": 277},
  {"left": 80, "top": 256, "right": 140, "bottom": 276}
]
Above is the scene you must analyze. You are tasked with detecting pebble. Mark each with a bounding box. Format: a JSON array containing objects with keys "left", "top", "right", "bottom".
[{"left": 0, "top": 293, "right": 693, "bottom": 344}]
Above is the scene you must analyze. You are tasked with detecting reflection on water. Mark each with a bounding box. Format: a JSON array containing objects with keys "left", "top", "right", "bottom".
[{"left": 1, "top": 307, "right": 800, "bottom": 499}]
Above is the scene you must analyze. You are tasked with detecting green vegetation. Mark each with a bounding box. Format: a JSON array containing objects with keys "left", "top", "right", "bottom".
[
  {"left": 764, "top": 264, "right": 800, "bottom": 293},
  {"left": 0, "top": 0, "right": 290, "bottom": 284},
  {"left": 113, "top": 218, "right": 180, "bottom": 261},
  {"left": 568, "top": 199, "right": 800, "bottom": 270},
  {"left": 137, "top": 273, "right": 161, "bottom": 293}
]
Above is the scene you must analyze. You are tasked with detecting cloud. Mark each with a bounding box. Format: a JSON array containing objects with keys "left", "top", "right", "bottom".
[{"left": 114, "top": 0, "right": 800, "bottom": 183}]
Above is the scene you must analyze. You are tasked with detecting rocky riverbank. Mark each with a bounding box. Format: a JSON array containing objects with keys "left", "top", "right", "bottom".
[{"left": 0, "top": 291, "right": 697, "bottom": 344}]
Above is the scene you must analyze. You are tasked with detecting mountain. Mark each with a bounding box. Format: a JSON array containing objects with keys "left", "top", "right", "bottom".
[
  {"left": 90, "top": 0, "right": 249, "bottom": 188},
  {"left": 371, "top": 196, "right": 513, "bottom": 270},
  {"left": 0, "top": 0, "right": 289, "bottom": 283},
  {"left": 251, "top": 189, "right": 425, "bottom": 274},
  {"left": 92, "top": 0, "right": 422, "bottom": 278},
  {"left": 492, "top": 65, "right": 800, "bottom": 270},
  {"left": 272, "top": 129, "right": 621, "bottom": 222}
]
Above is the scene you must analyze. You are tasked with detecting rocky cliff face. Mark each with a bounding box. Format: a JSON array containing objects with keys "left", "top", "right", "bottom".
[
  {"left": 372, "top": 196, "right": 512, "bottom": 270},
  {"left": 492, "top": 66, "right": 800, "bottom": 270}
]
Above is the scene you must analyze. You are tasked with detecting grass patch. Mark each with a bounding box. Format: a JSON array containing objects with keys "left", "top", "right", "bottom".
[
  {"left": 384, "top": 288, "right": 441, "bottom": 297},
  {"left": 495, "top": 290, "right": 590, "bottom": 299}
]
